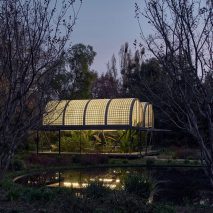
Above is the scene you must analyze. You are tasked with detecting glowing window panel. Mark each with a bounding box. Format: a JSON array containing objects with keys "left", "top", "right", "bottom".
[
  {"left": 148, "top": 104, "right": 154, "bottom": 127},
  {"left": 64, "top": 100, "right": 88, "bottom": 125},
  {"left": 107, "top": 99, "right": 134, "bottom": 125},
  {"left": 139, "top": 102, "right": 144, "bottom": 126},
  {"left": 43, "top": 100, "right": 68, "bottom": 125},
  {"left": 143, "top": 103, "right": 154, "bottom": 128},
  {"left": 141, "top": 102, "right": 147, "bottom": 127},
  {"left": 132, "top": 100, "right": 141, "bottom": 126},
  {"left": 132, "top": 100, "right": 142, "bottom": 126},
  {"left": 43, "top": 99, "right": 154, "bottom": 128},
  {"left": 85, "top": 99, "right": 109, "bottom": 125}
]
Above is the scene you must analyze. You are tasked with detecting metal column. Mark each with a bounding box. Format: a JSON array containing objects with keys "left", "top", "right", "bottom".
[
  {"left": 58, "top": 130, "right": 61, "bottom": 155},
  {"left": 36, "top": 131, "right": 39, "bottom": 155},
  {"left": 139, "top": 130, "right": 142, "bottom": 157}
]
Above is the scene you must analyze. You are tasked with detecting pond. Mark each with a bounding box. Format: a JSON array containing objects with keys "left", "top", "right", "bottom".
[{"left": 15, "top": 167, "right": 213, "bottom": 205}]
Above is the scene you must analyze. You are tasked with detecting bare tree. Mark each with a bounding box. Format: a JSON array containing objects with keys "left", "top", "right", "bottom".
[
  {"left": 134, "top": 0, "right": 213, "bottom": 184},
  {"left": 92, "top": 54, "right": 121, "bottom": 98},
  {"left": 0, "top": 0, "right": 82, "bottom": 179}
]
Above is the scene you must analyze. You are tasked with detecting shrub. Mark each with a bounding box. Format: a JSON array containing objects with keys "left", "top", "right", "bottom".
[
  {"left": 72, "top": 155, "right": 81, "bottom": 164},
  {"left": 109, "top": 159, "right": 116, "bottom": 164},
  {"left": 153, "top": 204, "right": 176, "bottom": 213},
  {"left": 6, "top": 187, "right": 21, "bottom": 201},
  {"left": 9, "top": 159, "right": 26, "bottom": 171},
  {"left": 184, "top": 159, "right": 190, "bottom": 165},
  {"left": 61, "top": 136, "right": 80, "bottom": 152},
  {"left": 85, "top": 181, "right": 111, "bottom": 199},
  {"left": 105, "top": 191, "right": 151, "bottom": 212},
  {"left": 146, "top": 158, "right": 155, "bottom": 167},
  {"left": 187, "top": 155, "right": 194, "bottom": 160},
  {"left": 1, "top": 180, "right": 22, "bottom": 201},
  {"left": 22, "top": 187, "right": 55, "bottom": 202},
  {"left": 192, "top": 160, "right": 199, "bottom": 165},
  {"left": 122, "top": 159, "right": 128, "bottom": 164},
  {"left": 167, "top": 159, "right": 172, "bottom": 164},
  {"left": 172, "top": 154, "right": 177, "bottom": 160},
  {"left": 123, "top": 174, "right": 156, "bottom": 200},
  {"left": 174, "top": 148, "right": 197, "bottom": 159},
  {"left": 50, "top": 188, "right": 93, "bottom": 212}
]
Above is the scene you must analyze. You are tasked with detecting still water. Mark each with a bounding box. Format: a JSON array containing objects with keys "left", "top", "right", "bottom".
[{"left": 15, "top": 167, "right": 213, "bottom": 205}]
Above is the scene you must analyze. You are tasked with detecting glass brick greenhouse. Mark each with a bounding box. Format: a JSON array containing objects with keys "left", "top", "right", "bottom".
[
  {"left": 42, "top": 98, "right": 154, "bottom": 130},
  {"left": 35, "top": 98, "right": 158, "bottom": 155}
]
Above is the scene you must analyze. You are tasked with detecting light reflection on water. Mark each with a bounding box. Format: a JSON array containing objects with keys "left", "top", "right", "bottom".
[
  {"left": 46, "top": 168, "right": 132, "bottom": 189},
  {"left": 15, "top": 167, "right": 213, "bottom": 205}
]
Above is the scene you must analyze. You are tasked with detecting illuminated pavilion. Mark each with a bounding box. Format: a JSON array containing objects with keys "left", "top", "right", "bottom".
[{"left": 35, "top": 98, "right": 165, "bottom": 155}]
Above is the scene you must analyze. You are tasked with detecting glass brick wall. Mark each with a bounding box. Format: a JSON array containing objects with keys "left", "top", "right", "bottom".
[
  {"left": 43, "top": 100, "right": 68, "bottom": 125},
  {"left": 107, "top": 99, "right": 133, "bottom": 125},
  {"left": 43, "top": 98, "right": 154, "bottom": 128},
  {"left": 64, "top": 100, "right": 88, "bottom": 125},
  {"left": 85, "top": 99, "right": 109, "bottom": 125}
]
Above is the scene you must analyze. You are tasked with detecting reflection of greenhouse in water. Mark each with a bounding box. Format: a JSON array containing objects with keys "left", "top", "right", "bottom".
[
  {"left": 34, "top": 98, "right": 168, "bottom": 154},
  {"left": 17, "top": 168, "right": 138, "bottom": 189},
  {"left": 48, "top": 170, "right": 123, "bottom": 189}
]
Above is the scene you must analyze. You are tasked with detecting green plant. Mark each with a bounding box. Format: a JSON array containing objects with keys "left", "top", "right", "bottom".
[
  {"left": 153, "top": 204, "right": 176, "bottom": 213},
  {"left": 6, "top": 187, "right": 21, "bottom": 201},
  {"left": 72, "top": 155, "right": 81, "bottom": 163},
  {"left": 171, "top": 154, "right": 177, "bottom": 160},
  {"left": 146, "top": 158, "right": 155, "bottom": 167},
  {"left": 85, "top": 181, "right": 111, "bottom": 199},
  {"left": 167, "top": 159, "right": 172, "bottom": 164},
  {"left": 187, "top": 155, "right": 194, "bottom": 160},
  {"left": 123, "top": 174, "right": 157, "bottom": 201},
  {"left": 9, "top": 159, "right": 26, "bottom": 171},
  {"left": 119, "top": 130, "right": 139, "bottom": 153},
  {"left": 192, "top": 160, "right": 199, "bottom": 165},
  {"left": 1, "top": 180, "right": 21, "bottom": 201},
  {"left": 109, "top": 159, "right": 116, "bottom": 164},
  {"left": 60, "top": 136, "right": 79, "bottom": 152},
  {"left": 122, "top": 159, "right": 128, "bottom": 164},
  {"left": 105, "top": 191, "right": 151, "bottom": 212},
  {"left": 184, "top": 159, "right": 190, "bottom": 165},
  {"left": 22, "top": 187, "right": 55, "bottom": 202}
]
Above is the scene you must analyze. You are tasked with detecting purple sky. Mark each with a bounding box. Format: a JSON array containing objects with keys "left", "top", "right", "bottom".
[{"left": 71, "top": 0, "right": 142, "bottom": 74}]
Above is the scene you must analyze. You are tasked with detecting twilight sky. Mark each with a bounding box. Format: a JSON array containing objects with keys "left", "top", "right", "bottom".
[{"left": 71, "top": 0, "right": 143, "bottom": 74}]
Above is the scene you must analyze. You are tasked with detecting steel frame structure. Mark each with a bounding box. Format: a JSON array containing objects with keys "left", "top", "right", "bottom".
[{"left": 34, "top": 98, "right": 169, "bottom": 156}]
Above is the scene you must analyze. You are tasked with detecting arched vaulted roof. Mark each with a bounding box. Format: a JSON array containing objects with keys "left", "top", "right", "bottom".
[{"left": 43, "top": 98, "right": 154, "bottom": 130}]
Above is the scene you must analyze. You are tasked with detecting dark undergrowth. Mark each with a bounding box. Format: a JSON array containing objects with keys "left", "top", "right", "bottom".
[{"left": 0, "top": 172, "right": 213, "bottom": 213}]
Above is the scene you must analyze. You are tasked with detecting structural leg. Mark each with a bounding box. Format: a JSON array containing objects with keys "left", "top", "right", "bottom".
[
  {"left": 80, "top": 130, "right": 82, "bottom": 154},
  {"left": 139, "top": 130, "right": 142, "bottom": 157},
  {"left": 145, "top": 130, "right": 149, "bottom": 155},
  {"left": 58, "top": 130, "right": 61, "bottom": 155},
  {"left": 36, "top": 131, "right": 39, "bottom": 155},
  {"left": 129, "top": 129, "right": 132, "bottom": 153}
]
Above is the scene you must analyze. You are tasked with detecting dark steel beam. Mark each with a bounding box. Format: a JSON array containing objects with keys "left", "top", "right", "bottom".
[
  {"left": 36, "top": 131, "right": 39, "bottom": 155},
  {"left": 129, "top": 98, "right": 137, "bottom": 126},
  {"left": 59, "top": 130, "right": 61, "bottom": 155},
  {"left": 105, "top": 99, "right": 113, "bottom": 125},
  {"left": 83, "top": 100, "right": 91, "bottom": 125},
  {"left": 142, "top": 102, "right": 149, "bottom": 127},
  {"left": 62, "top": 101, "right": 71, "bottom": 125},
  {"left": 33, "top": 125, "right": 171, "bottom": 132}
]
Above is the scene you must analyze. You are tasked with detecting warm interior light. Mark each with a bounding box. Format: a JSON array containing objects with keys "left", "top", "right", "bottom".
[
  {"left": 63, "top": 182, "right": 72, "bottom": 187},
  {"left": 43, "top": 98, "right": 154, "bottom": 128}
]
